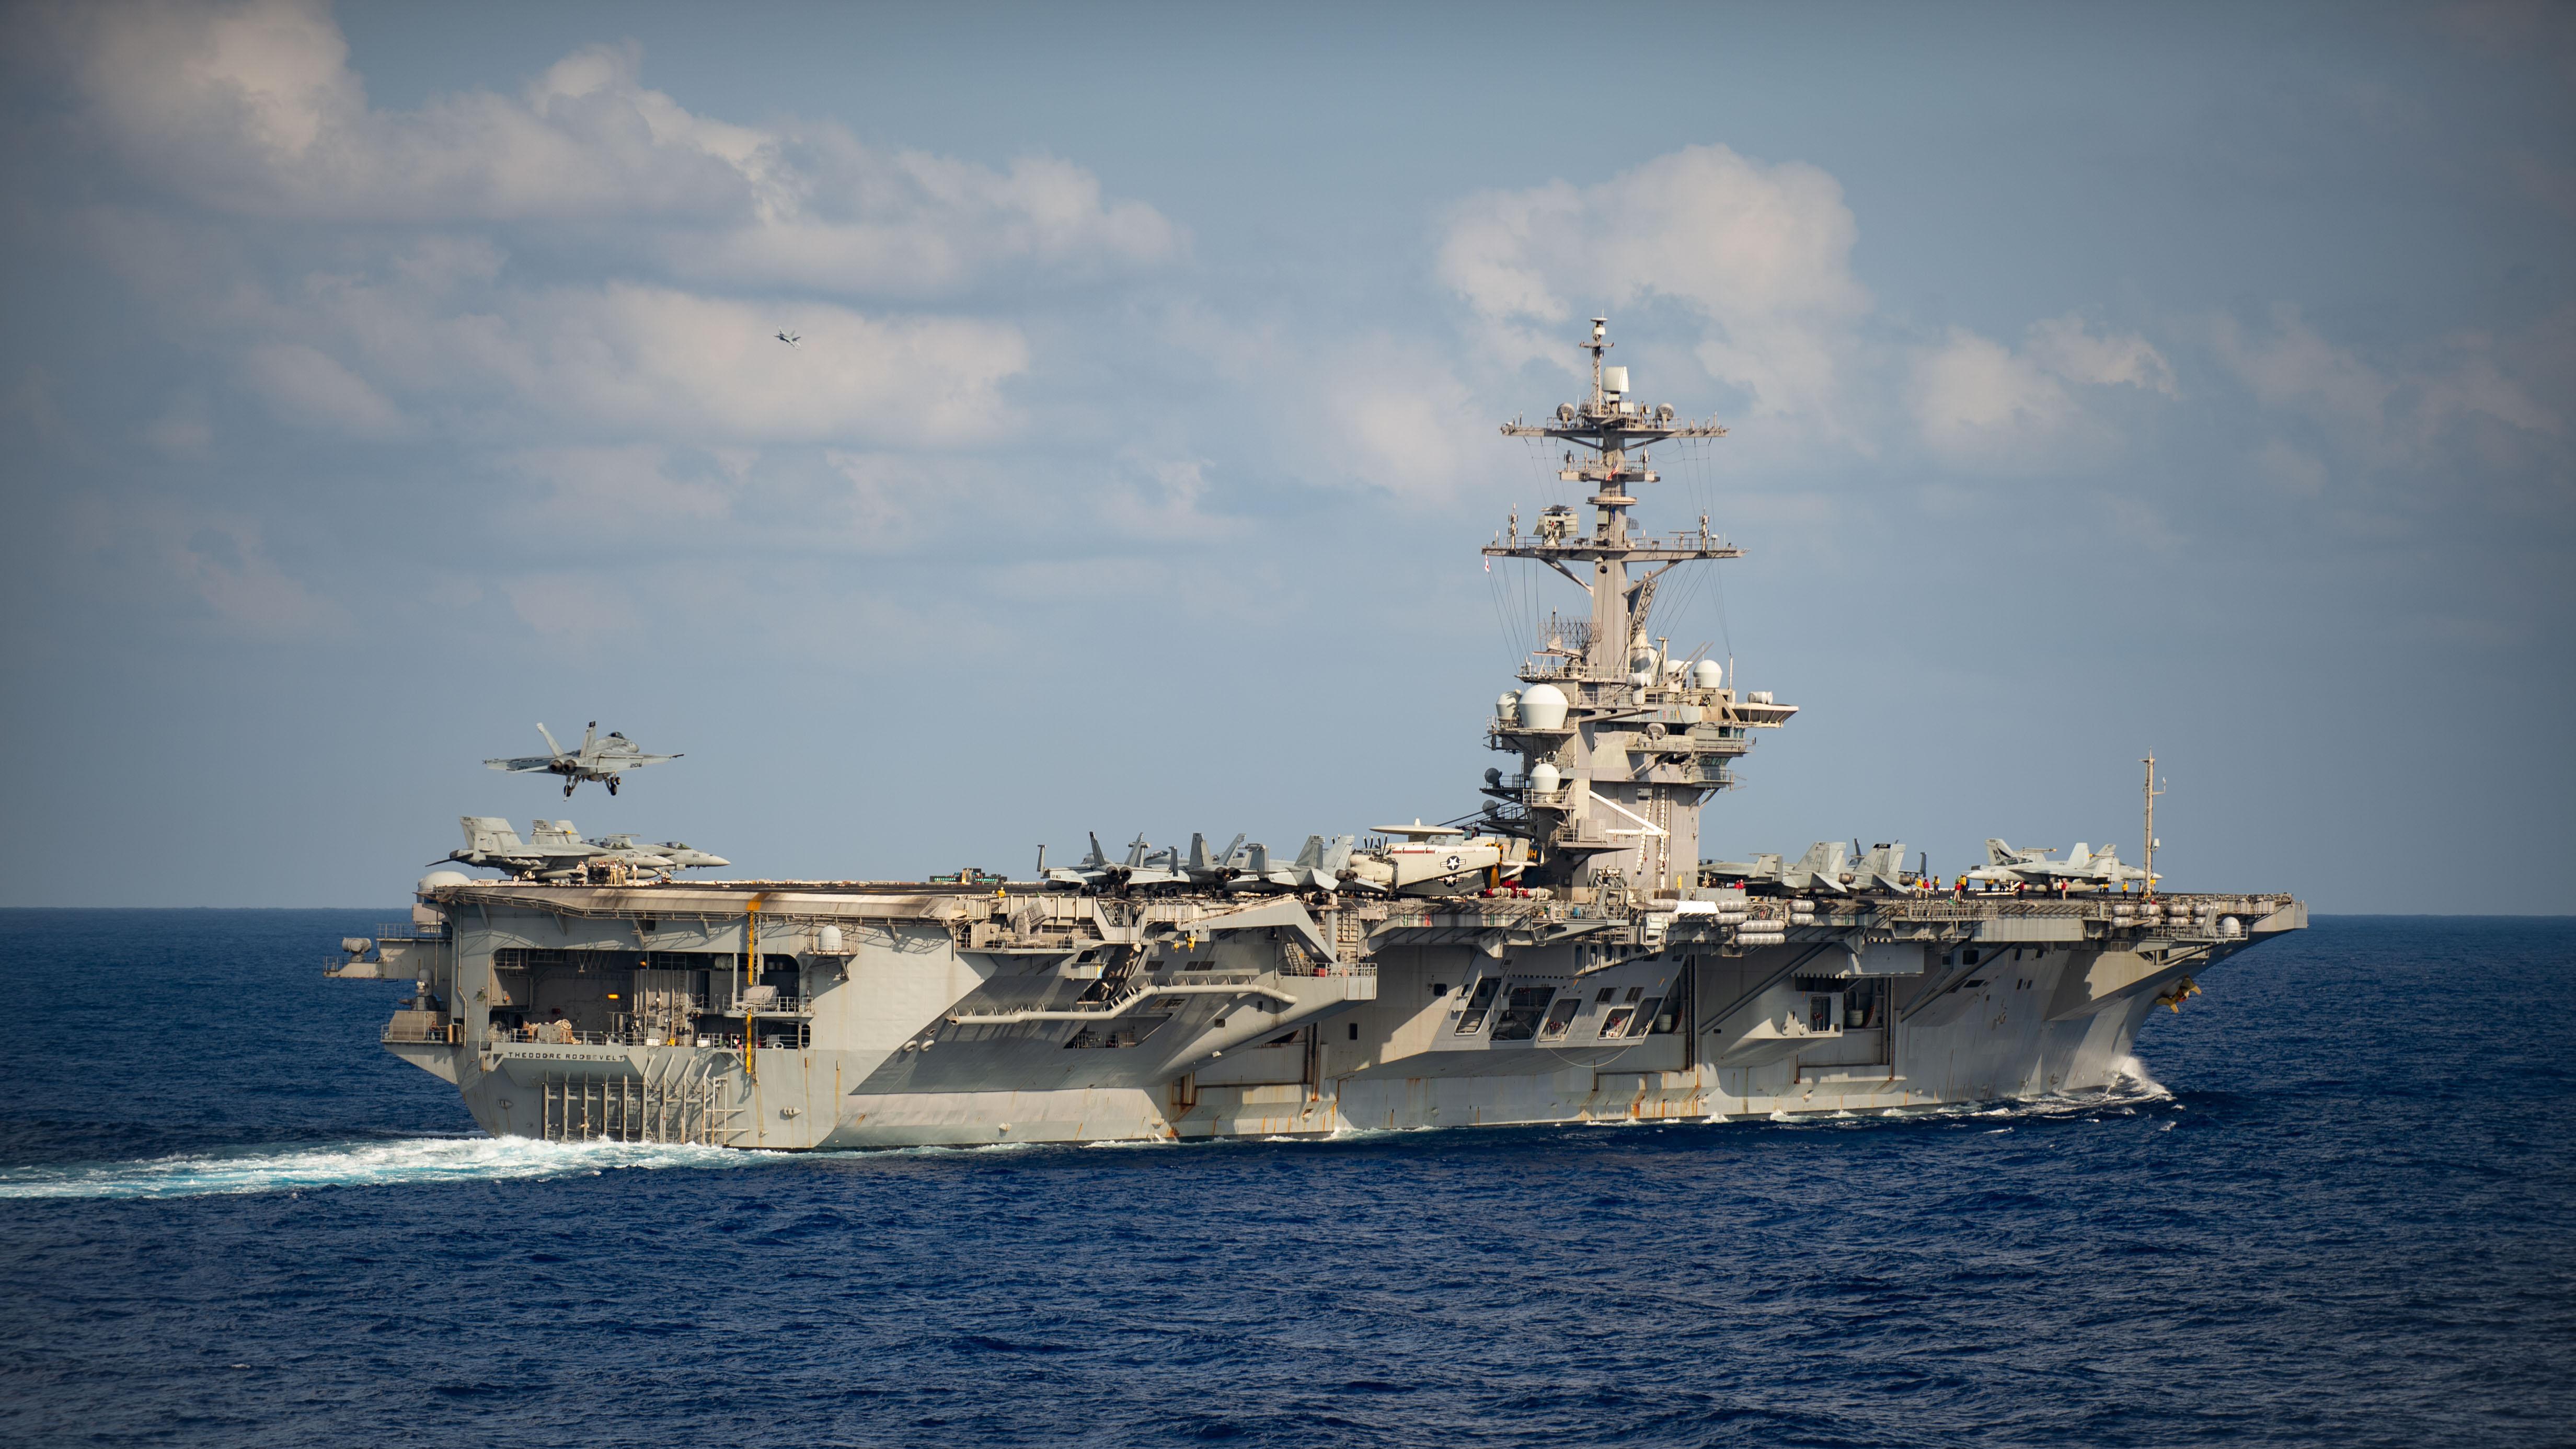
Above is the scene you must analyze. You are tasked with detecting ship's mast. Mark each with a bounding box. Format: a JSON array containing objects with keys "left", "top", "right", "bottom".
[
  {"left": 1480, "top": 320, "right": 1793, "bottom": 896},
  {"left": 1491, "top": 318, "right": 1735, "bottom": 677},
  {"left": 2143, "top": 754, "right": 2165, "bottom": 899}
]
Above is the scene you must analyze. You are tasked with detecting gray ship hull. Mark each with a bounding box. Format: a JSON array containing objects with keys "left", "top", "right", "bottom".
[{"left": 349, "top": 882, "right": 2301, "bottom": 1149}]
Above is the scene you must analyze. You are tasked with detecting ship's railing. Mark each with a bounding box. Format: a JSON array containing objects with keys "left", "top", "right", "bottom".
[
  {"left": 714, "top": 994, "right": 813, "bottom": 1018},
  {"left": 1271, "top": 960, "right": 1375, "bottom": 978},
  {"left": 1496, "top": 775, "right": 1572, "bottom": 808},
  {"left": 486, "top": 1023, "right": 810, "bottom": 1050},
  {"left": 382, "top": 1010, "right": 455, "bottom": 1044},
  {"left": 1873, "top": 893, "right": 2295, "bottom": 925}
]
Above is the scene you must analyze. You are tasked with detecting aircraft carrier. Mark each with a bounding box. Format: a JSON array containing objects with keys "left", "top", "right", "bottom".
[{"left": 331, "top": 322, "right": 2304, "bottom": 1148}]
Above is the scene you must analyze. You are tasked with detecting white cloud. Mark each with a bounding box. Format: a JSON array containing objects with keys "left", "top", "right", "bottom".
[
  {"left": 824, "top": 450, "right": 927, "bottom": 550},
  {"left": 2214, "top": 305, "right": 2566, "bottom": 455},
  {"left": 241, "top": 342, "right": 407, "bottom": 438},
  {"left": 2026, "top": 315, "right": 2178, "bottom": 396},
  {"left": 142, "top": 391, "right": 214, "bottom": 460},
  {"left": 2254, "top": 439, "right": 2329, "bottom": 497},
  {"left": 66, "top": 498, "right": 348, "bottom": 637},
  {"left": 508, "top": 445, "right": 731, "bottom": 531},
  {"left": 2211, "top": 307, "right": 2392, "bottom": 431},
  {"left": 231, "top": 273, "right": 1030, "bottom": 446},
  {"left": 1096, "top": 451, "right": 1241, "bottom": 542},
  {"left": 51, "top": 0, "right": 1179, "bottom": 295},
  {"left": 1439, "top": 144, "right": 1868, "bottom": 433},
  {"left": 1910, "top": 315, "right": 2174, "bottom": 467}
]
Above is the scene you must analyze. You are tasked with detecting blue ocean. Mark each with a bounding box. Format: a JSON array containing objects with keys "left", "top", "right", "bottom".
[{"left": 1, "top": 911, "right": 2569, "bottom": 1447}]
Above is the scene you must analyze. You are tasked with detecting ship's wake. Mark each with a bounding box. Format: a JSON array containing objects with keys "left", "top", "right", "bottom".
[{"left": 0, "top": 1135, "right": 762, "bottom": 1201}]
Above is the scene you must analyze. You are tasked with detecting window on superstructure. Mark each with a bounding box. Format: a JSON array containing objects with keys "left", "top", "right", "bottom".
[
  {"left": 1536, "top": 996, "right": 1583, "bottom": 1042},
  {"left": 1493, "top": 985, "right": 1556, "bottom": 1041}
]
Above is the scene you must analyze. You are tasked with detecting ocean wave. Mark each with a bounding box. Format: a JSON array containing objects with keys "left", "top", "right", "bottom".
[{"left": 0, "top": 1135, "right": 762, "bottom": 1201}]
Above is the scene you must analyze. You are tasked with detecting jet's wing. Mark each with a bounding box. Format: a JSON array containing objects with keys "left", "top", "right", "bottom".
[
  {"left": 486, "top": 756, "right": 557, "bottom": 772},
  {"left": 613, "top": 753, "right": 681, "bottom": 767}
]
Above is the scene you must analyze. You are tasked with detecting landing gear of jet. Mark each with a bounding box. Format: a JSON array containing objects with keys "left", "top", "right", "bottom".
[
  {"left": 562, "top": 780, "right": 577, "bottom": 797},
  {"left": 606, "top": 777, "right": 618, "bottom": 797}
]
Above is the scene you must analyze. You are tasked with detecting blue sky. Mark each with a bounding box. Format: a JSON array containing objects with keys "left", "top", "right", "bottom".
[{"left": 1, "top": 1, "right": 2568, "bottom": 910}]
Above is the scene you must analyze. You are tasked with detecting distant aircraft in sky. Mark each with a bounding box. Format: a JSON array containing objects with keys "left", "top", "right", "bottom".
[
  {"left": 484, "top": 721, "right": 680, "bottom": 797},
  {"left": 775, "top": 329, "right": 800, "bottom": 347}
]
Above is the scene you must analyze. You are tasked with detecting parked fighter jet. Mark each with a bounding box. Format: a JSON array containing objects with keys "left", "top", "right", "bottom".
[
  {"left": 1966, "top": 838, "right": 2149, "bottom": 890},
  {"left": 1041, "top": 833, "right": 1187, "bottom": 891},
  {"left": 592, "top": 834, "right": 731, "bottom": 872},
  {"left": 1704, "top": 841, "right": 1850, "bottom": 895},
  {"left": 1227, "top": 835, "right": 1367, "bottom": 894},
  {"left": 434, "top": 817, "right": 727, "bottom": 882},
  {"left": 1185, "top": 832, "right": 1248, "bottom": 887},
  {"left": 485, "top": 722, "right": 680, "bottom": 797},
  {"left": 1843, "top": 841, "right": 1918, "bottom": 893}
]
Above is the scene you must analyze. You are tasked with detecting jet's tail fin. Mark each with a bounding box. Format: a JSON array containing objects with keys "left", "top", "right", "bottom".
[
  {"left": 1984, "top": 838, "right": 2016, "bottom": 867},
  {"left": 461, "top": 816, "right": 523, "bottom": 854},
  {"left": 1188, "top": 832, "right": 1213, "bottom": 871},
  {"left": 1123, "top": 834, "right": 1151, "bottom": 869},
  {"left": 536, "top": 723, "right": 566, "bottom": 760},
  {"left": 530, "top": 819, "right": 582, "bottom": 848},
  {"left": 1292, "top": 835, "right": 1325, "bottom": 869},
  {"left": 1082, "top": 832, "right": 1108, "bottom": 869},
  {"left": 1320, "top": 835, "right": 1355, "bottom": 872},
  {"left": 578, "top": 721, "right": 599, "bottom": 760},
  {"left": 1244, "top": 843, "right": 1271, "bottom": 873}
]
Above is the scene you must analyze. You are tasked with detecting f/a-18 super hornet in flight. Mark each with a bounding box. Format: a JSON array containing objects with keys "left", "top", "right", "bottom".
[
  {"left": 434, "top": 818, "right": 729, "bottom": 883},
  {"left": 484, "top": 722, "right": 680, "bottom": 797},
  {"left": 1965, "top": 838, "right": 2151, "bottom": 890}
]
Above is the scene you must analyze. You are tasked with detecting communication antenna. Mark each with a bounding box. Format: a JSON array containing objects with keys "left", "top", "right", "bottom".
[{"left": 2143, "top": 754, "right": 2166, "bottom": 899}]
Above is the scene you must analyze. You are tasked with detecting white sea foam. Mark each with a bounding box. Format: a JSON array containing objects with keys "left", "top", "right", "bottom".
[
  {"left": 0, "top": 1135, "right": 761, "bottom": 1201},
  {"left": 2112, "top": 1052, "right": 2170, "bottom": 1098}
]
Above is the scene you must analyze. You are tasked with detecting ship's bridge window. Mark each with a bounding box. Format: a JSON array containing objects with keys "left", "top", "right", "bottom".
[
  {"left": 1595, "top": 987, "right": 1617, "bottom": 1004},
  {"left": 1624, "top": 986, "right": 1644, "bottom": 1003}
]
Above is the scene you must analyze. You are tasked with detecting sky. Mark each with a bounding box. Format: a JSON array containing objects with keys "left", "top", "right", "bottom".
[{"left": 0, "top": 0, "right": 2569, "bottom": 911}]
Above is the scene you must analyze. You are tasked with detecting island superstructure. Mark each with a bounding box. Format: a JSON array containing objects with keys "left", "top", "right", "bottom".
[{"left": 332, "top": 322, "right": 2304, "bottom": 1148}]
